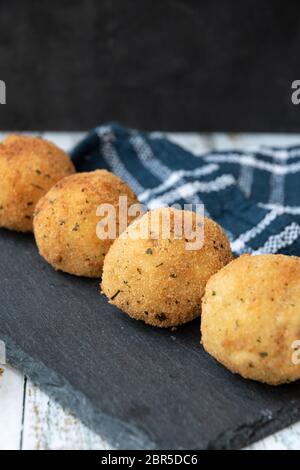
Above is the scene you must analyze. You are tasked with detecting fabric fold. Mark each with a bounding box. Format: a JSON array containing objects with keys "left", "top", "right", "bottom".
[{"left": 71, "top": 123, "right": 300, "bottom": 256}]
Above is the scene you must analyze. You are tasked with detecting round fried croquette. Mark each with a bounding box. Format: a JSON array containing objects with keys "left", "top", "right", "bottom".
[
  {"left": 101, "top": 208, "right": 233, "bottom": 328},
  {"left": 33, "top": 170, "right": 141, "bottom": 278},
  {"left": 201, "top": 254, "right": 300, "bottom": 385},
  {"left": 0, "top": 134, "right": 75, "bottom": 232}
]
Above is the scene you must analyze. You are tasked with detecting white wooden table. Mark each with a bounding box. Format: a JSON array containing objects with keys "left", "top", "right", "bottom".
[{"left": 1, "top": 131, "right": 300, "bottom": 450}]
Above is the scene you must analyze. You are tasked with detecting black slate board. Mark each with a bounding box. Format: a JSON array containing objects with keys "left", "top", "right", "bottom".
[{"left": 1, "top": 228, "right": 300, "bottom": 450}]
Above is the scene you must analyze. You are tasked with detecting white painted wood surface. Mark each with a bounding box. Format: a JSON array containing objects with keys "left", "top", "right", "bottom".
[{"left": 0, "top": 130, "right": 300, "bottom": 450}]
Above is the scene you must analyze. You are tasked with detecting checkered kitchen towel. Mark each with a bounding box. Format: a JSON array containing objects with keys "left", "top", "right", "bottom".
[{"left": 71, "top": 123, "right": 300, "bottom": 256}]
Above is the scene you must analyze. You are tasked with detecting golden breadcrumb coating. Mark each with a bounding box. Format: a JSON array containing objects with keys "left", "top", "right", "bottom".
[
  {"left": 33, "top": 170, "right": 140, "bottom": 278},
  {"left": 101, "top": 208, "right": 232, "bottom": 328},
  {"left": 0, "top": 134, "right": 75, "bottom": 232},
  {"left": 201, "top": 254, "right": 300, "bottom": 385}
]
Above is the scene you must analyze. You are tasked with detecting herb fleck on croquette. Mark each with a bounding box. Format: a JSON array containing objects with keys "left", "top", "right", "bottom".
[
  {"left": 155, "top": 313, "right": 167, "bottom": 322},
  {"left": 259, "top": 352, "right": 268, "bottom": 358},
  {"left": 72, "top": 223, "right": 80, "bottom": 232},
  {"left": 110, "top": 290, "right": 121, "bottom": 301}
]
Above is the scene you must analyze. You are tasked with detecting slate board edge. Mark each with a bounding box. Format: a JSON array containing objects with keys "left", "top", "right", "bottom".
[
  {"left": 1, "top": 331, "right": 156, "bottom": 450},
  {"left": 2, "top": 330, "right": 300, "bottom": 450}
]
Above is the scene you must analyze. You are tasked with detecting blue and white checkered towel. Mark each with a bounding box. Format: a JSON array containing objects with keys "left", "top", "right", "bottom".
[{"left": 71, "top": 123, "right": 300, "bottom": 256}]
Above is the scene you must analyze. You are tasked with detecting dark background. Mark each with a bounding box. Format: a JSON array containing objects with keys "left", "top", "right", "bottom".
[{"left": 0, "top": 0, "right": 300, "bottom": 132}]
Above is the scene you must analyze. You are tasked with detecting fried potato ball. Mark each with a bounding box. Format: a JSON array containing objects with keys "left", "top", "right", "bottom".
[
  {"left": 0, "top": 134, "right": 75, "bottom": 232},
  {"left": 101, "top": 208, "right": 232, "bottom": 328},
  {"left": 201, "top": 254, "right": 300, "bottom": 385},
  {"left": 33, "top": 170, "right": 140, "bottom": 278}
]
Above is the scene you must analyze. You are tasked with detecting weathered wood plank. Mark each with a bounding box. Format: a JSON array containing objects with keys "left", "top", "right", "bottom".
[
  {"left": 22, "top": 380, "right": 110, "bottom": 450},
  {"left": 246, "top": 421, "right": 300, "bottom": 450},
  {"left": 43, "top": 132, "right": 85, "bottom": 154},
  {"left": 211, "top": 132, "right": 300, "bottom": 150},
  {"left": 0, "top": 365, "right": 24, "bottom": 450},
  {"left": 165, "top": 132, "right": 213, "bottom": 154}
]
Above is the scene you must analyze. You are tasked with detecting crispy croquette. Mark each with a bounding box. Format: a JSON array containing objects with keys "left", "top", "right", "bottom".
[
  {"left": 0, "top": 134, "right": 75, "bottom": 232},
  {"left": 101, "top": 208, "right": 232, "bottom": 328},
  {"left": 201, "top": 254, "right": 300, "bottom": 385},
  {"left": 33, "top": 170, "right": 141, "bottom": 278}
]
